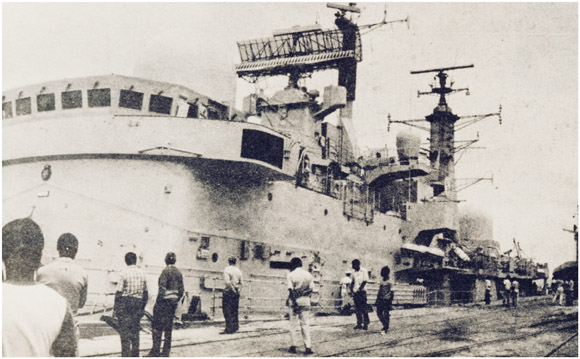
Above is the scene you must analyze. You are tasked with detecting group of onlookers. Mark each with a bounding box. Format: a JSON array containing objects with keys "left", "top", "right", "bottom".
[
  {"left": 284, "top": 258, "right": 394, "bottom": 355},
  {"left": 5, "top": 215, "right": 576, "bottom": 358},
  {"left": 3, "top": 218, "right": 86, "bottom": 357},
  {"left": 2, "top": 217, "right": 186, "bottom": 357},
  {"left": 113, "top": 251, "right": 185, "bottom": 358},
  {"left": 552, "top": 280, "right": 575, "bottom": 306},
  {"left": 502, "top": 276, "right": 520, "bottom": 307},
  {"left": 338, "top": 260, "right": 394, "bottom": 334}
]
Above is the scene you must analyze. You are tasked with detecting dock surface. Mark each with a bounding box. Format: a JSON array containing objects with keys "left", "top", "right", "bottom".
[{"left": 81, "top": 296, "right": 577, "bottom": 357}]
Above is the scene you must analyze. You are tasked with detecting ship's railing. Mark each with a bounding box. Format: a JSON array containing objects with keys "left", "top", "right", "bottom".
[
  {"left": 424, "top": 288, "right": 533, "bottom": 305},
  {"left": 79, "top": 276, "right": 430, "bottom": 320},
  {"left": 204, "top": 276, "right": 348, "bottom": 317}
]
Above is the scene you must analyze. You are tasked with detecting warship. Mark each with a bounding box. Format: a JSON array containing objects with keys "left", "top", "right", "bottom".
[{"left": 2, "top": 3, "right": 547, "bottom": 319}]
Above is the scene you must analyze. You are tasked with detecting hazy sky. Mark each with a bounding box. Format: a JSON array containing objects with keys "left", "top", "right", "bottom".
[{"left": 3, "top": 2, "right": 578, "bottom": 273}]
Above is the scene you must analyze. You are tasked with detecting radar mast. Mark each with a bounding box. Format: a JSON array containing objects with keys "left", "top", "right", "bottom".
[{"left": 389, "top": 65, "right": 502, "bottom": 199}]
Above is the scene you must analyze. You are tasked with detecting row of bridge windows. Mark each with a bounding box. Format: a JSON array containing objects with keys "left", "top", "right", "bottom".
[{"left": 2, "top": 88, "right": 209, "bottom": 119}]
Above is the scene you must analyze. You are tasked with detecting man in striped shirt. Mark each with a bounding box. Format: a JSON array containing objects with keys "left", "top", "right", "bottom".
[{"left": 114, "top": 252, "right": 148, "bottom": 357}]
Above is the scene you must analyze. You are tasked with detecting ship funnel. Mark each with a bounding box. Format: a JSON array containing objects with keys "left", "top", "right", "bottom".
[{"left": 396, "top": 131, "right": 421, "bottom": 164}]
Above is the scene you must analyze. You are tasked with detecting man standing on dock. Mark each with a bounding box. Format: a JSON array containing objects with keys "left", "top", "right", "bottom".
[
  {"left": 375, "top": 266, "right": 394, "bottom": 335},
  {"left": 147, "top": 252, "right": 184, "bottom": 357},
  {"left": 351, "top": 259, "right": 370, "bottom": 330},
  {"left": 553, "top": 281, "right": 565, "bottom": 305},
  {"left": 287, "top": 257, "right": 314, "bottom": 355},
  {"left": 222, "top": 256, "right": 243, "bottom": 334},
  {"left": 484, "top": 279, "right": 492, "bottom": 305},
  {"left": 37, "top": 233, "right": 89, "bottom": 317},
  {"left": 115, "top": 252, "right": 148, "bottom": 357},
  {"left": 503, "top": 277, "right": 512, "bottom": 307},
  {"left": 37, "top": 233, "right": 88, "bottom": 356},
  {"left": 340, "top": 270, "right": 353, "bottom": 314},
  {"left": 511, "top": 279, "right": 519, "bottom": 307}
]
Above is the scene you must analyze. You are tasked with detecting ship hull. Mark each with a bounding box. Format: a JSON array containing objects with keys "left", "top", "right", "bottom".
[{"left": 3, "top": 156, "right": 404, "bottom": 316}]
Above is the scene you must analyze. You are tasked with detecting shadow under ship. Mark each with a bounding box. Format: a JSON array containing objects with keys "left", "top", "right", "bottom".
[{"left": 2, "top": 4, "right": 547, "bottom": 321}]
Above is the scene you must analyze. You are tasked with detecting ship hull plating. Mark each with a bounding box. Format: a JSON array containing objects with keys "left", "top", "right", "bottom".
[{"left": 3, "top": 156, "right": 403, "bottom": 315}]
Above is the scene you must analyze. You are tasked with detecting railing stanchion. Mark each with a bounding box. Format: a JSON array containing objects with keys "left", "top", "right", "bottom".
[{"left": 211, "top": 277, "right": 216, "bottom": 318}]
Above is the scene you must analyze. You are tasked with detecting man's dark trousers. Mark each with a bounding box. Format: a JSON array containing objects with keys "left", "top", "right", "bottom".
[
  {"left": 353, "top": 291, "right": 370, "bottom": 328},
  {"left": 150, "top": 299, "right": 178, "bottom": 356},
  {"left": 117, "top": 297, "right": 144, "bottom": 357},
  {"left": 222, "top": 290, "right": 240, "bottom": 333},
  {"left": 376, "top": 301, "right": 390, "bottom": 332}
]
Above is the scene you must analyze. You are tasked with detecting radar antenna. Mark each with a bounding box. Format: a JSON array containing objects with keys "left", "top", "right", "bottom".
[
  {"left": 412, "top": 64, "right": 473, "bottom": 107},
  {"left": 235, "top": 3, "right": 408, "bottom": 97}
]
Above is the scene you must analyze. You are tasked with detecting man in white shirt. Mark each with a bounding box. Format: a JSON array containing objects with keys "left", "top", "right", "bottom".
[
  {"left": 287, "top": 257, "right": 314, "bottom": 355},
  {"left": 2, "top": 218, "right": 77, "bottom": 357},
  {"left": 511, "top": 279, "right": 519, "bottom": 307},
  {"left": 37, "top": 233, "right": 89, "bottom": 317},
  {"left": 340, "top": 271, "right": 353, "bottom": 314},
  {"left": 503, "top": 277, "right": 512, "bottom": 307},
  {"left": 484, "top": 279, "right": 492, "bottom": 305},
  {"left": 351, "top": 259, "right": 370, "bottom": 330},
  {"left": 222, "top": 257, "right": 243, "bottom": 334}
]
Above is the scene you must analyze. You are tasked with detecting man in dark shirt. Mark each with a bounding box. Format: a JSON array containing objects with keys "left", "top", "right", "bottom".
[
  {"left": 375, "top": 266, "right": 393, "bottom": 335},
  {"left": 147, "top": 252, "right": 184, "bottom": 357}
]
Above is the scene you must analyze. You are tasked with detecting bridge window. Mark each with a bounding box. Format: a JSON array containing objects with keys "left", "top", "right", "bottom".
[
  {"left": 149, "top": 94, "right": 173, "bottom": 114},
  {"left": 208, "top": 108, "right": 219, "bottom": 120},
  {"left": 88, "top": 88, "right": 111, "bottom": 107},
  {"left": 241, "top": 129, "right": 284, "bottom": 169},
  {"left": 2, "top": 102, "right": 13, "bottom": 119},
  {"left": 208, "top": 99, "right": 227, "bottom": 120},
  {"left": 37, "top": 93, "right": 56, "bottom": 112},
  {"left": 15, "top": 97, "right": 32, "bottom": 116},
  {"left": 119, "top": 89, "right": 144, "bottom": 110},
  {"left": 187, "top": 102, "right": 199, "bottom": 118},
  {"left": 62, "top": 90, "right": 83, "bottom": 109}
]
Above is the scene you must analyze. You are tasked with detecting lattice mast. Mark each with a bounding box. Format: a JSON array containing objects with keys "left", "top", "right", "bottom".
[
  {"left": 389, "top": 65, "right": 501, "bottom": 199},
  {"left": 418, "top": 65, "right": 471, "bottom": 198}
]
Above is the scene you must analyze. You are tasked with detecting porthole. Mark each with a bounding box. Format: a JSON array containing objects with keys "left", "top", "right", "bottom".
[
  {"left": 41, "top": 165, "right": 52, "bottom": 181},
  {"left": 212, "top": 253, "right": 219, "bottom": 262}
]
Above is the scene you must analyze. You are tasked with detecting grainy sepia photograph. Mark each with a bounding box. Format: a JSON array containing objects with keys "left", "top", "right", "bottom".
[{"left": 2, "top": 2, "right": 578, "bottom": 357}]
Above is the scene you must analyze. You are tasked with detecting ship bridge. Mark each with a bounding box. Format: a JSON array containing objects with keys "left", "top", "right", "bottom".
[{"left": 2, "top": 75, "right": 296, "bottom": 181}]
